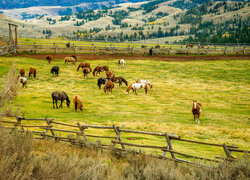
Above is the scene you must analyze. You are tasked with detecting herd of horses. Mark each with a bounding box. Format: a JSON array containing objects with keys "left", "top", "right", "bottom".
[{"left": 17, "top": 54, "right": 202, "bottom": 123}]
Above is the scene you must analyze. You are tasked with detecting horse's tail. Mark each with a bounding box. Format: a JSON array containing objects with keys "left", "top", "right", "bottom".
[
  {"left": 74, "top": 100, "right": 78, "bottom": 112},
  {"left": 34, "top": 69, "right": 36, "bottom": 78},
  {"left": 145, "top": 84, "right": 148, "bottom": 95},
  {"left": 93, "top": 68, "right": 96, "bottom": 76}
]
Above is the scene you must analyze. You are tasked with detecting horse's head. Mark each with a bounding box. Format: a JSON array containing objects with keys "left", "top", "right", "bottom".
[
  {"left": 80, "top": 104, "right": 83, "bottom": 111},
  {"left": 66, "top": 100, "right": 70, "bottom": 108},
  {"left": 193, "top": 100, "right": 197, "bottom": 109},
  {"left": 126, "top": 84, "right": 132, "bottom": 95}
]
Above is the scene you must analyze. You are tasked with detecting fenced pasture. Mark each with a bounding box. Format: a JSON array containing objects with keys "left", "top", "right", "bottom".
[{"left": 0, "top": 55, "right": 249, "bottom": 161}]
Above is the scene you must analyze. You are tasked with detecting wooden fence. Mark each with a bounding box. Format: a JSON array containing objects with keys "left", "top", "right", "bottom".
[
  {"left": 0, "top": 116, "right": 249, "bottom": 164},
  {"left": 15, "top": 42, "right": 250, "bottom": 56}
]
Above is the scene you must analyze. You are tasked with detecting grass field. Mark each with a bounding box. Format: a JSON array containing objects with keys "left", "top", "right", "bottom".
[{"left": 0, "top": 55, "right": 249, "bottom": 160}]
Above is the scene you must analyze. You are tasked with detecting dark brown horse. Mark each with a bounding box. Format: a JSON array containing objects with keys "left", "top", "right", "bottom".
[
  {"left": 51, "top": 91, "right": 70, "bottom": 109},
  {"left": 77, "top": 63, "right": 91, "bottom": 72},
  {"left": 29, "top": 67, "right": 36, "bottom": 79},
  {"left": 104, "top": 81, "right": 114, "bottom": 93},
  {"left": 106, "top": 71, "right": 115, "bottom": 79},
  {"left": 93, "top": 66, "right": 109, "bottom": 76},
  {"left": 46, "top": 55, "right": 53, "bottom": 63},
  {"left": 110, "top": 76, "right": 128, "bottom": 86},
  {"left": 19, "top": 69, "right": 25, "bottom": 77},
  {"left": 83, "top": 67, "right": 91, "bottom": 79},
  {"left": 192, "top": 100, "right": 202, "bottom": 124},
  {"left": 186, "top": 44, "right": 194, "bottom": 48}
]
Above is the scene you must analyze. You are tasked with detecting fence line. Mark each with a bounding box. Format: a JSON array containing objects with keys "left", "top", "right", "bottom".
[
  {"left": 14, "top": 42, "right": 250, "bottom": 56},
  {"left": 0, "top": 116, "right": 249, "bottom": 164}
]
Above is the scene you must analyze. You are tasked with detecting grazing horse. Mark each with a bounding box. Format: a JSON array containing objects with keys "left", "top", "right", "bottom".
[
  {"left": 73, "top": 95, "right": 83, "bottom": 112},
  {"left": 83, "top": 67, "right": 91, "bottom": 79},
  {"left": 118, "top": 59, "right": 126, "bottom": 68},
  {"left": 186, "top": 44, "right": 194, "bottom": 48},
  {"left": 77, "top": 63, "right": 91, "bottom": 72},
  {"left": 51, "top": 91, "right": 70, "bottom": 109},
  {"left": 110, "top": 76, "right": 128, "bottom": 86},
  {"left": 64, "top": 56, "right": 76, "bottom": 65},
  {"left": 136, "top": 79, "right": 152, "bottom": 89},
  {"left": 126, "top": 83, "right": 148, "bottom": 95},
  {"left": 192, "top": 100, "right": 202, "bottom": 124},
  {"left": 97, "top": 78, "right": 109, "bottom": 89},
  {"left": 104, "top": 81, "right": 114, "bottom": 93},
  {"left": 93, "top": 66, "right": 109, "bottom": 76},
  {"left": 106, "top": 71, "right": 115, "bottom": 79},
  {"left": 51, "top": 66, "right": 59, "bottom": 77},
  {"left": 46, "top": 55, "right": 53, "bottom": 63},
  {"left": 29, "top": 67, "right": 36, "bottom": 79},
  {"left": 19, "top": 69, "right": 25, "bottom": 77},
  {"left": 18, "top": 76, "right": 27, "bottom": 88}
]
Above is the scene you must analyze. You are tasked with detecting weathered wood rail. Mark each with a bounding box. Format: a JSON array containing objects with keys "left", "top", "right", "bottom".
[
  {"left": 14, "top": 42, "right": 250, "bottom": 56},
  {"left": 0, "top": 116, "right": 249, "bottom": 164}
]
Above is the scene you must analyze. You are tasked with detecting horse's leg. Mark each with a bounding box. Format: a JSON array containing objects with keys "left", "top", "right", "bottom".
[
  {"left": 60, "top": 100, "right": 63, "bottom": 108},
  {"left": 198, "top": 113, "right": 200, "bottom": 124},
  {"left": 56, "top": 100, "right": 58, "bottom": 109},
  {"left": 53, "top": 99, "right": 55, "bottom": 108},
  {"left": 135, "top": 89, "right": 137, "bottom": 95}
]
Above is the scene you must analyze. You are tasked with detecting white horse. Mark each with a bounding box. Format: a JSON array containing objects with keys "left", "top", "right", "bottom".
[
  {"left": 19, "top": 76, "right": 27, "bottom": 88},
  {"left": 126, "top": 82, "right": 148, "bottom": 95},
  {"left": 136, "top": 79, "right": 152, "bottom": 89},
  {"left": 118, "top": 59, "right": 126, "bottom": 68}
]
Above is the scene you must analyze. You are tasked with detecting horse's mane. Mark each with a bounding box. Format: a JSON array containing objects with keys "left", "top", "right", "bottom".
[
  {"left": 93, "top": 66, "right": 99, "bottom": 76},
  {"left": 61, "top": 91, "right": 69, "bottom": 101},
  {"left": 121, "top": 77, "right": 128, "bottom": 86},
  {"left": 77, "top": 64, "right": 81, "bottom": 71},
  {"left": 126, "top": 83, "right": 133, "bottom": 92}
]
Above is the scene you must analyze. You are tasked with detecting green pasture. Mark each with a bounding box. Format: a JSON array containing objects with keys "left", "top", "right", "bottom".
[{"left": 0, "top": 56, "right": 249, "bottom": 160}]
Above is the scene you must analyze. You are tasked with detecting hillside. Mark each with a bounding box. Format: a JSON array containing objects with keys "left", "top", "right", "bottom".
[{"left": 0, "top": 0, "right": 249, "bottom": 43}]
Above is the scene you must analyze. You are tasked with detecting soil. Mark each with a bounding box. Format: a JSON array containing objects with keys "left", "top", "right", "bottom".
[{"left": 13, "top": 53, "right": 250, "bottom": 62}]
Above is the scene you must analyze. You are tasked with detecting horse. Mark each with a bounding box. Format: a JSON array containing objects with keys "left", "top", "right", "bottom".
[
  {"left": 110, "top": 76, "right": 128, "bottom": 86},
  {"left": 104, "top": 81, "right": 114, "bottom": 93},
  {"left": 149, "top": 48, "right": 153, "bottom": 56},
  {"left": 192, "top": 100, "right": 202, "bottom": 124},
  {"left": 73, "top": 95, "right": 83, "bottom": 112},
  {"left": 19, "top": 69, "right": 25, "bottom": 77},
  {"left": 51, "top": 66, "right": 59, "bottom": 77},
  {"left": 136, "top": 79, "right": 152, "bottom": 89},
  {"left": 46, "top": 55, "right": 53, "bottom": 63},
  {"left": 93, "top": 66, "right": 109, "bottom": 76},
  {"left": 29, "top": 67, "right": 36, "bottom": 79},
  {"left": 77, "top": 63, "right": 91, "bottom": 72},
  {"left": 186, "top": 44, "right": 194, "bottom": 48},
  {"left": 51, "top": 91, "right": 70, "bottom": 109},
  {"left": 70, "top": 55, "right": 77, "bottom": 62},
  {"left": 83, "top": 67, "right": 91, "bottom": 79},
  {"left": 118, "top": 59, "right": 126, "bottom": 68},
  {"left": 64, "top": 56, "right": 76, "bottom": 65},
  {"left": 126, "top": 83, "right": 148, "bottom": 95},
  {"left": 106, "top": 71, "right": 115, "bottom": 79},
  {"left": 18, "top": 76, "right": 27, "bottom": 88},
  {"left": 97, "top": 78, "right": 109, "bottom": 89}
]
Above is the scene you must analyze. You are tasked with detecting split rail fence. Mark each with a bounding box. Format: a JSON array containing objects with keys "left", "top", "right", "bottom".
[
  {"left": 15, "top": 42, "right": 250, "bottom": 56},
  {"left": 0, "top": 116, "right": 249, "bottom": 164}
]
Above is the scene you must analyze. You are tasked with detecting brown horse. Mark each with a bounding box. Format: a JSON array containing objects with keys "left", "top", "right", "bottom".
[
  {"left": 93, "top": 66, "right": 109, "bottom": 76},
  {"left": 186, "top": 44, "right": 194, "bottom": 48},
  {"left": 73, "top": 95, "right": 83, "bottom": 112},
  {"left": 46, "top": 55, "right": 53, "bottom": 63},
  {"left": 77, "top": 63, "right": 91, "bottom": 72},
  {"left": 126, "top": 82, "right": 148, "bottom": 95},
  {"left": 192, "top": 100, "right": 202, "bottom": 124},
  {"left": 19, "top": 69, "right": 25, "bottom": 77},
  {"left": 104, "top": 81, "right": 114, "bottom": 93},
  {"left": 29, "top": 67, "right": 36, "bottom": 79},
  {"left": 83, "top": 67, "right": 91, "bottom": 79},
  {"left": 106, "top": 71, "right": 115, "bottom": 79},
  {"left": 64, "top": 57, "right": 76, "bottom": 65},
  {"left": 110, "top": 76, "right": 128, "bottom": 86}
]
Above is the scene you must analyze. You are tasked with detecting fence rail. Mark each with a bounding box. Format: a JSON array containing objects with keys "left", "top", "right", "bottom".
[
  {"left": 14, "top": 42, "right": 250, "bottom": 56},
  {"left": 0, "top": 116, "right": 249, "bottom": 164}
]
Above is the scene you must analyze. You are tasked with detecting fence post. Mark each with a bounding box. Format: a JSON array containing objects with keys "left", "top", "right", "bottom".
[
  {"left": 112, "top": 124, "right": 125, "bottom": 149},
  {"left": 131, "top": 47, "right": 134, "bottom": 55},
  {"left": 168, "top": 47, "right": 171, "bottom": 55},
  {"left": 162, "top": 133, "right": 176, "bottom": 160},
  {"left": 94, "top": 46, "right": 96, "bottom": 54},
  {"left": 188, "top": 47, "right": 190, "bottom": 55},
  {"left": 243, "top": 47, "right": 246, "bottom": 54},
  {"left": 77, "top": 123, "right": 88, "bottom": 141},
  {"left": 74, "top": 46, "right": 77, "bottom": 54},
  {"left": 33, "top": 42, "right": 37, "bottom": 54},
  {"left": 224, "top": 46, "right": 227, "bottom": 55},
  {"left": 197, "top": 46, "right": 200, "bottom": 55},
  {"left": 45, "top": 117, "right": 55, "bottom": 136},
  {"left": 206, "top": 46, "right": 209, "bottom": 55},
  {"left": 233, "top": 46, "right": 235, "bottom": 53},
  {"left": 222, "top": 143, "right": 233, "bottom": 159},
  {"left": 54, "top": 45, "right": 57, "bottom": 54}
]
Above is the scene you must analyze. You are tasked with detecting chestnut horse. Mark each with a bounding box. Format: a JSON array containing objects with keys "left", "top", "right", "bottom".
[
  {"left": 93, "top": 66, "right": 109, "bottom": 76},
  {"left": 73, "top": 95, "right": 83, "bottom": 112},
  {"left": 118, "top": 59, "right": 126, "bottom": 68},
  {"left": 106, "top": 71, "right": 115, "bottom": 79},
  {"left": 64, "top": 57, "right": 76, "bottom": 65},
  {"left": 46, "top": 55, "right": 53, "bottom": 63},
  {"left": 29, "top": 67, "right": 36, "bottom": 79},
  {"left": 19, "top": 69, "right": 25, "bottom": 77},
  {"left": 104, "top": 81, "right": 114, "bottom": 93},
  {"left": 186, "top": 44, "right": 194, "bottom": 48},
  {"left": 192, "top": 100, "right": 202, "bottom": 124},
  {"left": 77, "top": 63, "right": 91, "bottom": 72},
  {"left": 126, "top": 83, "right": 148, "bottom": 95},
  {"left": 83, "top": 67, "right": 91, "bottom": 79}
]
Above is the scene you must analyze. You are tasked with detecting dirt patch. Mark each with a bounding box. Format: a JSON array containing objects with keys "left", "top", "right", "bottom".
[{"left": 13, "top": 53, "right": 250, "bottom": 62}]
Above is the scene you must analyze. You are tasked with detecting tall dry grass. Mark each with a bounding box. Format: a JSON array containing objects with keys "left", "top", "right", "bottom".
[{"left": 0, "top": 127, "right": 249, "bottom": 180}]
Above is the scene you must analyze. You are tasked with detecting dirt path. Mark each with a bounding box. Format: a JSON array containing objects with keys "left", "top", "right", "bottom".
[{"left": 14, "top": 53, "right": 250, "bottom": 62}]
